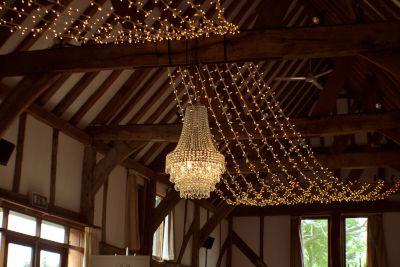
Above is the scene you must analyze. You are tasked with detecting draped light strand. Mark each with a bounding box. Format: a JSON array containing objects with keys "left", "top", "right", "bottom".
[
  {"left": 0, "top": 0, "right": 238, "bottom": 44},
  {"left": 168, "top": 64, "right": 400, "bottom": 206}
]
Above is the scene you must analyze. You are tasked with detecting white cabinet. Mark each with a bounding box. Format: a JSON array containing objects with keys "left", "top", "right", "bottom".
[{"left": 89, "top": 255, "right": 150, "bottom": 267}]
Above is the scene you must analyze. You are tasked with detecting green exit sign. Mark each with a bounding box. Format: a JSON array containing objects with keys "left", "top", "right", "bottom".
[{"left": 31, "top": 192, "right": 48, "bottom": 209}]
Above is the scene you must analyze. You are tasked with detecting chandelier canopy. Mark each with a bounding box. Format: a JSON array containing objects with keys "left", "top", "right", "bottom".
[{"left": 165, "top": 105, "right": 225, "bottom": 199}]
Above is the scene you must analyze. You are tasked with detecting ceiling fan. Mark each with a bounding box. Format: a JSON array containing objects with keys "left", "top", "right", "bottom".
[{"left": 273, "top": 69, "right": 333, "bottom": 90}]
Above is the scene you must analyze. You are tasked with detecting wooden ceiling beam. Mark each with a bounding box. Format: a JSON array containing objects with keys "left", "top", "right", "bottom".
[
  {"left": 226, "top": 151, "right": 400, "bottom": 173},
  {"left": 198, "top": 203, "right": 236, "bottom": 246},
  {"left": 93, "top": 141, "right": 145, "bottom": 194},
  {"left": 0, "top": 74, "right": 61, "bottom": 137},
  {"left": 232, "top": 200, "right": 400, "bottom": 216},
  {"left": 88, "top": 110, "right": 400, "bottom": 141},
  {"left": 359, "top": 51, "right": 400, "bottom": 81},
  {"left": 1, "top": 21, "right": 400, "bottom": 75}
]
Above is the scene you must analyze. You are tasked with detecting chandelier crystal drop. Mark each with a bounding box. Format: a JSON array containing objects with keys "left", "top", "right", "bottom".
[{"left": 166, "top": 105, "right": 225, "bottom": 199}]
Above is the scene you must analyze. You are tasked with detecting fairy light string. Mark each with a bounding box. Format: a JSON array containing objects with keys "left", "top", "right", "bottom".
[
  {"left": 0, "top": 0, "right": 238, "bottom": 44},
  {"left": 168, "top": 63, "right": 400, "bottom": 206}
]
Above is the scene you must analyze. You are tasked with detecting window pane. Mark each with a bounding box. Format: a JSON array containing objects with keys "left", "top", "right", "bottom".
[
  {"left": 40, "top": 250, "right": 61, "bottom": 267},
  {"left": 8, "top": 211, "right": 37, "bottom": 236},
  {"left": 68, "top": 249, "right": 83, "bottom": 267},
  {"left": 0, "top": 208, "right": 3, "bottom": 227},
  {"left": 7, "top": 243, "right": 33, "bottom": 267},
  {"left": 301, "top": 219, "right": 329, "bottom": 267},
  {"left": 345, "top": 217, "right": 368, "bottom": 267},
  {"left": 41, "top": 220, "right": 65, "bottom": 243},
  {"left": 69, "top": 228, "right": 84, "bottom": 248}
]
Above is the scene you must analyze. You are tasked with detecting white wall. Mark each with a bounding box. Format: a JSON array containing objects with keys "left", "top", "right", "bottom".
[
  {"left": 173, "top": 199, "right": 227, "bottom": 267},
  {"left": 0, "top": 115, "right": 84, "bottom": 213},
  {"left": 231, "top": 213, "right": 400, "bottom": 267}
]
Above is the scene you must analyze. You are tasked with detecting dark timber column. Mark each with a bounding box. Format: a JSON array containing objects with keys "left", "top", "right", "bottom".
[
  {"left": 330, "top": 213, "right": 343, "bottom": 267},
  {"left": 142, "top": 178, "right": 156, "bottom": 255}
]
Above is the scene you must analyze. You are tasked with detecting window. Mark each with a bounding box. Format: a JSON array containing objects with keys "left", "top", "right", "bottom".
[
  {"left": 8, "top": 211, "right": 37, "bottom": 236},
  {"left": 345, "top": 217, "right": 367, "bottom": 267},
  {"left": 300, "top": 216, "right": 369, "bottom": 267},
  {"left": 301, "top": 219, "right": 329, "bottom": 267},
  {"left": 41, "top": 221, "right": 65, "bottom": 243},
  {"left": 7, "top": 243, "right": 33, "bottom": 267},
  {"left": 0, "top": 207, "right": 84, "bottom": 267},
  {"left": 152, "top": 195, "right": 174, "bottom": 261}
]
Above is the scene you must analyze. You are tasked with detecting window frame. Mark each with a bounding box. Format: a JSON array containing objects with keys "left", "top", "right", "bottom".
[
  {"left": 0, "top": 205, "right": 84, "bottom": 267},
  {"left": 300, "top": 214, "right": 369, "bottom": 267}
]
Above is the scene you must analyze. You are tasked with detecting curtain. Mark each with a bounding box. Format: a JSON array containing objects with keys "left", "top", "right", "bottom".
[
  {"left": 367, "top": 215, "right": 388, "bottom": 267},
  {"left": 290, "top": 216, "right": 303, "bottom": 267},
  {"left": 125, "top": 171, "right": 141, "bottom": 252},
  {"left": 83, "top": 227, "right": 100, "bottom": 267},
  {"left": 167, "top": 209, "right": 175, "bottom": 260}
]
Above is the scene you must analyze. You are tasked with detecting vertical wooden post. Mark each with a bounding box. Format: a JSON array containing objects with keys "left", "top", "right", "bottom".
[
  {"left": 80, "top": 145, "right": 96, "bottom": 225},
  {"left": 142, "top": 178, "right": 156, "bottom": 255},
  {"left": 12, "top": 113, "right": 27, "bottom": 193},
  {"left": 330, "top": 213, "right": 343, "bottom": 267},
  {"left": 191, "top": 204, "right": 200, "bottom": 267},
  {"left": 49, "top": 129, "right": 59, "bottom": 206},
  {"left": 260, "top": 216, "right": 264, "bottom": 261},
  {"left": 227, "top": 217, "right": 233, "bottom": 267},
  {"left": 101, "top": 179, "right": 109, "bottom": 242}
]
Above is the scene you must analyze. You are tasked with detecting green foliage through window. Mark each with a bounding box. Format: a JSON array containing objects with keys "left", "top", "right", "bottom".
[
  {"left": 301, "top": 219, "right": 329, "bottom": 267},
  {"left": 345, "top": 218, "right": 367, "bottom": 267}
]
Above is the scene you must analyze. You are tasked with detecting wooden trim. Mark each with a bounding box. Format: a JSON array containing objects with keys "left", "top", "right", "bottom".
[
  {"left": 1, "top": 22, "right": 400, "bottom": 75},
  {"left": 12, "top": 113, "right": 27, "bottom": 193},
  {"left": 227, "top": 218, "right": 232, "bottom": 267},
  {"left": 259, "top": 216, "right": 264, "bottom": 261}
]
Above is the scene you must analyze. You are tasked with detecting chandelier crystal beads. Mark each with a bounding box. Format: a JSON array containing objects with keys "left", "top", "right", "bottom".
[{"left": 166, "top": 105, "right": 225, "bottom": 199}]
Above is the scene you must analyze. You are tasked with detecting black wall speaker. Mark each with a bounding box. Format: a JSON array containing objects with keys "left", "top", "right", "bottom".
[
  {"left": 202, "top": 236, "right": 215, "bottom": 250},
  {"left": 0, "top": 138, "right": 15, "bottom": 166}
]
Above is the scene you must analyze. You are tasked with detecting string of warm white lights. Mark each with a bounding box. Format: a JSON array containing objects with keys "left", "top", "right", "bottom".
[
  {"left": 0, "top": 0, "right": 238, "bottom": 44},
  {"left": 168, "top": 63, "right": 400, "bottom": 206}
]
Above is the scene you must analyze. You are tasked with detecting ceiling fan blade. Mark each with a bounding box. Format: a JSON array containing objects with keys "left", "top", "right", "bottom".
[
  {"left": 274, "top": 77, "right": 307, "bottom": 81},
  {"left": 314, "top": 69, "right": 333, "bottom": 78},
  {"left": 311, "top": 80, "right": 324, "bottom": 90}
]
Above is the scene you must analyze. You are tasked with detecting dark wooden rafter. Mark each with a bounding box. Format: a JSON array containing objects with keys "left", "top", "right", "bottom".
[
  {"left": 198, "top": 203, "right": 236, "bottom": 246},
  {"left": 52, "top": 72, "right": 99, "bottom": 117},
  {"left": 90, "top": 69, "right": 148, "bottom": 126},
  {"left": 80, "top": 145, "right": 97, "bottom": 225},
  {"left": 0, "top": 84, "right": 155, "bottom": 182},
  {"left": 69, "top": 70, "right": 124, "bottom": 125},
  {"left": 12, "top": 113, "right": 27, "bottom": 193},
  {"left": 1, "top": 22, "right": 400, "bottom": 75},
  {"left": 177, "top": 220, "right": 195, "bottom": 264},
  {"left": 0, "top": 73, "right": 61, "bottom": 138},
  {"left": 151, "top": 190, "right": 180, "bottom": 233},
  {"left": 93, "top": 141, "right": 146, "bottom": 194},
  {"left": 232, "top": 231, "right": 269, "bottom": 267},
  {"left": 49, "top": 129, "right": 59, "bottom": 206},
  {"left": 88, "top": 110, "right": 400, "bottom": 141}
]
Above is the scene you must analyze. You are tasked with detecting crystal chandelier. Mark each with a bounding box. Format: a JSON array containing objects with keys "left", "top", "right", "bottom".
[{"left": 166, "top": 105, "right": 225, "bottom": 199}]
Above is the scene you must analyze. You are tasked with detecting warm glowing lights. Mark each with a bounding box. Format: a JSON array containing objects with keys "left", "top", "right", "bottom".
[
  {"left": 168, "top": 64, "right": 400, "bottom": 206},
  {"left": 165, "top": 105, "right": 225, "bottom": 199},
  {"left": 0, "top": 0, "right": 238, "bottom": 44}
]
